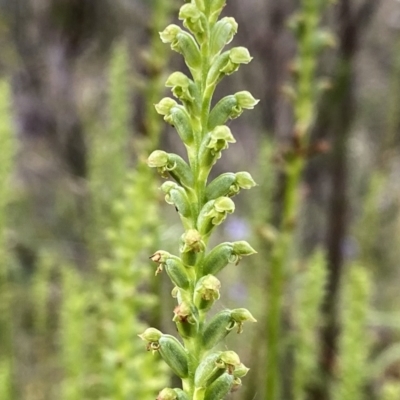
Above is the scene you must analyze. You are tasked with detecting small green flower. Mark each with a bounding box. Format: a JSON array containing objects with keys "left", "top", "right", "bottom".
[
  {"left": 179, "top": 4, "right": 206, "bottom": 37},
  {"left": 165, "top": 72, "right": 195, "bottom": 102},
  {"left": 155, "top": 97, "right": 178, "bottom": 115},
  {"left": 207, "top": 126, "right": 236, "bottom": 154}
]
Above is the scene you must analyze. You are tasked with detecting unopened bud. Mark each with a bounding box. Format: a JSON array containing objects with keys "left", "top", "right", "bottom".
[
  {"left": 231, "top": 308, "right": 257, "bottom": 333},
  {"left": 173, "top": 302, "right": 198, "bottom": 339},
  {"left": 157, "top": 388, "right": 177, "bottom": 400},
  {"left": 194, "top": 351, "right": 224, "bottom": 388},
  {"left": 204, "top": 372, "right": 234, "bottom": 400},
  {"left": 194, "top": 275, "right": 221, "bottom": 311},
  {"left": 155, "top": 97, "right": 178, "bottom": 116},
  {"left": 202, "top": 310, "right": 236, "bottom": 350},
  {"left": 234, "top": 363, "right": 250, "bottom": 378},
  {"left": 198, "top": 197, "right": 235, "bottom": 235},
  {"left": 138, "top": 327, "right": 163, "bottom": 343},
  {"left": 210, "top": 17, "right": 238, "bottom": 56},
  {"left": 165, "top": 72, "right": 195, "bottom": 102},
  {"left": 179, "top": 4, "right": 206, "bottom": 37},
  {"left": 158, "top": 335, "right": 189, "bottom": 378}
]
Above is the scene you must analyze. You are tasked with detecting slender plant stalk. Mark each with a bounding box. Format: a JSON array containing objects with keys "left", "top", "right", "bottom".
[
  {"left": 139, "top": 1, "right": 259, "bottom": 399},
  {"left": 60, "top": 265, "right": 87, "bottom": 400},
  {"left": 333, "top": 265, "right": 371, "bottom": 400},
  {"left": 266, "top": 0, "right": 334, "bottom": 398},
  {"left": 293, "top": 250, "right": 328, "bottom": 400},
  {"left": 0, "top": 79, "right": 15, "bottom": 399}
]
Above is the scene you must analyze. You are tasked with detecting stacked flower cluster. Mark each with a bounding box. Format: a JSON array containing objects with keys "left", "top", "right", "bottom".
[{"left": 140, "top": 1, "right": 258, "bottom": 399}]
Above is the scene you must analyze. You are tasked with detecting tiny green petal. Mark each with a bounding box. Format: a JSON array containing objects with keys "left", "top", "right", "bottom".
[
  {"left": 147, "top": 150, "right": 169, "bottom": 168},
  {"left": 194, "top": 275, "right": 221, "bottom": 311},
  {"left": 210, "top": 17, "right": 238, "bottom": 56},
  {"left": 213, "top": 197, "right": 235, "bottom": 213},
  {"left": 231, "top": 308, "right": 257, "bottom": 323},
  {"left": 160, "top": 24, "right": 182, "bottom": 43},
  {"left": 234, "top": 91, "right": 259, "bottom": 109},
  {"left": 157, "top": 388, "right": 177, "bottom": 400},
  {"left": 165, "top": 72, "right": 194, "bottom": 102},
  {"left": 219, "top": 350, "right": 241, "bottom": 368},
  {"left": 179, "top": 4, "right": 200, "bottom": 20},
  {"left": 138, "top": 327, "right": 163, "bottom": 342},
  {"left": 179, "top": 4, "right": 206, "bottom": 35},
  {"left": 207, "top": 125, "right": 236, "bottom": 153},
  {"left": 180, "top": 229, "right": 205, "bottom": 253},
  {"left": 234, "top": 363, "right": 250, "bottom": 378},
  {"left": 235, "top": 171, "right": 257, "bottom": 189},
  {"left": 232, "top": 241, "right": 257, "bottom": 256},
  {"left": 155, "top": 97, "right": 178, "bottom": 115},
  {"left": 229, "top": 47, "right": 252, "bottom": 64}
]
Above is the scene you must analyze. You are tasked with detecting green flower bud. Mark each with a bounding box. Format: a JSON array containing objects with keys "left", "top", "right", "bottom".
[
  {"left": 167, "top": 153, "right": 194, "bottom": 188},
  {"left": 219, "top": 47, "right": 252, "bottom": 75},
  {"left": 202, "top": 309, "right": 236, "bottom": 350},
  {"left": 205, "top": 173, "right": 236, "bottom": 200},
  {"left": 207, "top": 47, "right": 252, "bottom": 88},
  {"left": 219, "top": 350, "right": 241, "bottom": 373},
  {"left": 198, "top": 197, "right": 235, "bottom": 235},
  {"left": 160, "top": 25, "right": 201, "bottom": 77},
  {"left": 155, "top": 97, "right": 178, "bottom": 116},
  {"left": 157, "top": 388, "right": 178, "bottom": 400},
  {"left": 235, "top": 171, "right": 257, "bottom": 189},
  {"left": 194, "top": 351, "right": 224, "bottom": 388},
  {"left": 208, "top": 91, "right": 259, "bottom": 130},
  {"left": 207, "top": 126, "right": 236, "bottom": 153},
  {"left": 159, "top": 335, "right": 189, "bottom": 378},
  {"left": 231, "top": 308, "right": 257, "bottom": 333},
  {"left": 150, "top": 251, "right": 190, "bottom": 289},
  {"left": 202, "top": 308, "right": 256, "bottom": 349},
  {"left": 147, "top": 151, "right": 194, "bottom": 188},
  {"left": 202, "top": 242, "right": 235, "bottom": 276},
  {"left": 180, "top": 229, "right": 205, "bottom": 266},
  {"left": 232, "top": 241, "right": 257, "bottom": 257},
  {"left": 210, "top": 17, "right": 238, "bottom": 57},
  {"left": 199, "top": 126, "right": 236, "bottom": 170},
  {"left": 157, "top": 388, "right": 188, "bottom": 400},
  {"left": 179, "top": 4, "right": 207, "bottom": 38},
  {"left": 160, "top": 24, "right": 181, "bottom": 43},
  {"left": 205, "top": 171, "right": 256, "bottom": 201},
  {"left": 233, "top": 363, "right": 250, "bottom": 378},
  {"left": 161, "top": 181, "right": 192, "bottom": 218},
  {"left": 229, "top": 47, "right": 253, "bottom": 64},
  {"left": 147, "top": 150, "right": 169, "bottom": 169},
  {"left": 173, "top": 302, "right": 198, "bottom": 339},
  {"left": 165, "top": 72, "right": 196, "bottom": 103},
  {"left": 235, "top": 90, "right": 259, "bottom": 109},
  {"left": 168, "top": 107, "right": 194, "bottom": 145},
  {"left": 138, "top": 327, "right": 163, "bottom": 343},
  {"left": 204, "top": 372, "right": 234, "bottom": 400},
  {"left": 194, "top": 274, "right": 221, "bottom": 311},
  {"left": 156, "top": 97, "right": 194, "bottom": 145}
]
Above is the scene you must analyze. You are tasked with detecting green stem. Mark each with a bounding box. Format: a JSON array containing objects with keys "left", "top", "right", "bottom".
[
  {"left": 266, "top": 157, "right": 304, "bottom": 400},
  {"left": 265, "top": 0, "right": 331, "bottom": 397}
]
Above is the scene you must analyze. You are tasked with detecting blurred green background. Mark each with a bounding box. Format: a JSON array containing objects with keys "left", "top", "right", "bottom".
[{"left": 1, "top": 0, "right": 400, "bottom": 399}]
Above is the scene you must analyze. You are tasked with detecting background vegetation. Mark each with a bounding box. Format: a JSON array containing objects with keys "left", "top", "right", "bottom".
[{"left": 0, "top": 0, "right": 400, "bottom": 399}]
